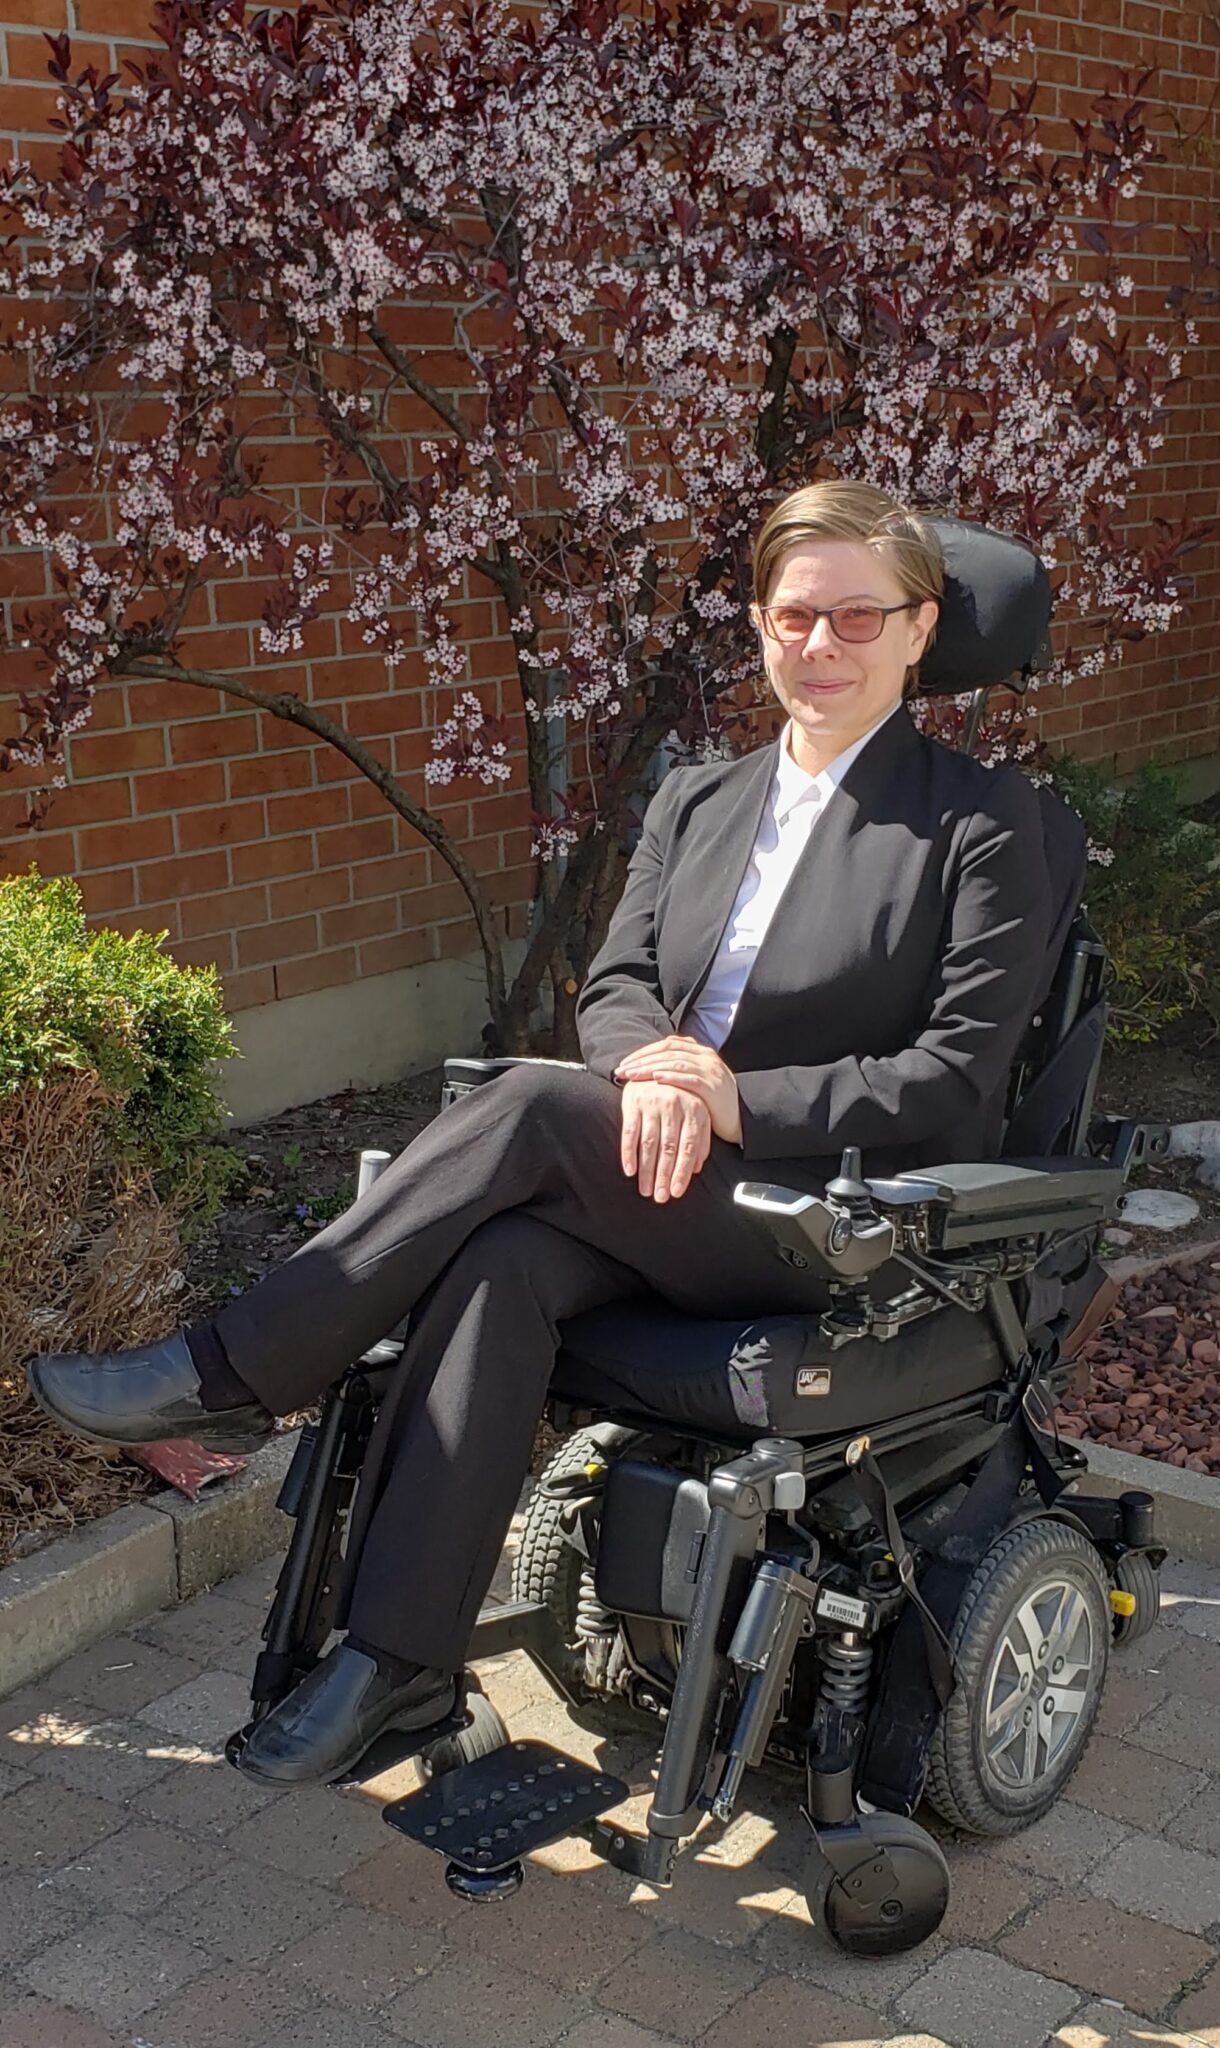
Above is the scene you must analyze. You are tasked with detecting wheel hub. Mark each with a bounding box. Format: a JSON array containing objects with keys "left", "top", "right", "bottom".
[{"left": 981, "top": 1573, "right": 1095, "bottom": 1792}]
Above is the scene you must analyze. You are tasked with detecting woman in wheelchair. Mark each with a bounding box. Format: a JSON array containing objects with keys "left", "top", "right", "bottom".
[{"left": 29, "top": 478, "right": 1077, "bottom": 1796}]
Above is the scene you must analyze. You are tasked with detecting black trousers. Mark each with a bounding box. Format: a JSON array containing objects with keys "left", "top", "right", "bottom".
[{"left": 210, "top": 1065, "right": 826, "bottom": 1671}]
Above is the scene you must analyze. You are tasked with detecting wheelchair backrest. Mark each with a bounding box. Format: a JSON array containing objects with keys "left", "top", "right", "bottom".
[{"left": 1001, "top": 781, "right": 1105, "bottom": 1162}]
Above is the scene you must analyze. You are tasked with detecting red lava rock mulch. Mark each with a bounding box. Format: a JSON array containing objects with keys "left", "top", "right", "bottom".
[{"left": 1057, "top": 1253, "right": 1220, "bottom": 1477}]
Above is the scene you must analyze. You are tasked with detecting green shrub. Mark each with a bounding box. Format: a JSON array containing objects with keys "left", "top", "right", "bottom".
[
  {"left": 1042, "top": 756, "right": 1220, "bottom": 1043},
  {"left": 0, "top": 867, "right": 239, "bottom": 1212}
]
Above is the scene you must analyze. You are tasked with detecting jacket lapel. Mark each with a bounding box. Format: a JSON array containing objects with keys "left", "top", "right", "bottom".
[
  {"left": 671, "top": 738, "right": 781, "bottom": 1030},
  {"left": 718, "top": 706, "right": 925, "bottom": 1043}
]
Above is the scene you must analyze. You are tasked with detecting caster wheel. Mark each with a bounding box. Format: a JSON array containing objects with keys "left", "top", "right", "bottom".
[
  {"left": 809, "top": 1815, "right": 949, "bottom": 1957},
  {"left": 1112, "top": 1551, "right": 1160, "bottom": 1645},
  {"left": 420, "top": 1687, "right": 509, "bottom": 1781}
]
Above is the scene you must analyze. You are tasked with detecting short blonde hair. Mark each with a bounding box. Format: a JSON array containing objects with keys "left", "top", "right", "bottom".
[{"left": 752, "top": 480, "right": 944, "bottom": 693}]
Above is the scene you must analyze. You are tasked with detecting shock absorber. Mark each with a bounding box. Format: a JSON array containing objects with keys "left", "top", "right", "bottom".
[
  {"left": 576, "top": 1565, "right": 616, "bottom": 1642},
  {"left": 575, "top": 1565, "right": 617, "bottom": 1689},
  {"left": 818, "top": 1629, "right": 873, "bottom": 1715}
]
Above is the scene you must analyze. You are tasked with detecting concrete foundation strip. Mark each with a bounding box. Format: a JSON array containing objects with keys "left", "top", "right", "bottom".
[{"left": 2, "top": 1238, "right": 1218, "bottom": 1700}]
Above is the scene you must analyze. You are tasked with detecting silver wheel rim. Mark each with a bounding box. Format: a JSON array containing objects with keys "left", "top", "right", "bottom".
[{"left": 981, "top": 1573, "right": 1096, "bottom": 1792}]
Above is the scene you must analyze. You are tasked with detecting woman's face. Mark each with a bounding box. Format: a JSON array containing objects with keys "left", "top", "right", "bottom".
[{"left": 752, "top": 539, "right": 939, "bottom": 770}]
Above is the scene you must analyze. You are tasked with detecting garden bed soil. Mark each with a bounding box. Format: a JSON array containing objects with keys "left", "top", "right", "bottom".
[{"left": 6, "top": 1036, "right": 1220, "bottom": 1569}]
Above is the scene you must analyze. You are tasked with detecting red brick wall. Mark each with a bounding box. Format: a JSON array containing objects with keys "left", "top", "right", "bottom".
[{"left": 1, "top": 0, "right": 1217, "bottom": 1020}]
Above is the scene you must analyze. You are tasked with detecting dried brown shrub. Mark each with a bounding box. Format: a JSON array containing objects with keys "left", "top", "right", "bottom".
[{"left": 0, "top": 1070, "right": 193, "bottom": 1566}]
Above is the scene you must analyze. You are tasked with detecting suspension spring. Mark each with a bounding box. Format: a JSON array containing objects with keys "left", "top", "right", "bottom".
[
  {"left": 576, "top": 1566, "right": 617, "bottom": 1641},
  {"left": 817, "top": 1629, "right": 873, "bottom": 1715}
]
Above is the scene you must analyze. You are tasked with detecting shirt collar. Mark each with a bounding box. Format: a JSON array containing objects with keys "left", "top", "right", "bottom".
[{"left": 773, "top": 700, "right": 903, "bottom": 823}]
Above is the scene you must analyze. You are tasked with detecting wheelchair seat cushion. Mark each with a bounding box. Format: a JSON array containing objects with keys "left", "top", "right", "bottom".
[{"left": 552, "top": 1297, "right": 1006, "bottom": 1441}]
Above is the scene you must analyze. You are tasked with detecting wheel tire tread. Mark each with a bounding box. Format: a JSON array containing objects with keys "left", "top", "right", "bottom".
[{"left": 925, "top": 1517, "right": 1108, "bottom": 1837}]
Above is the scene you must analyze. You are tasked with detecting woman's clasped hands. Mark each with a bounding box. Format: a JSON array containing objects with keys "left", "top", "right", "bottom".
[{"left": 614, "top": 1036, "right": 743, "bottom": 1203}]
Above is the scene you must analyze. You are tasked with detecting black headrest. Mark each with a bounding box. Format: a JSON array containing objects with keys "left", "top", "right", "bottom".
[{"left": 916, "top": 519, "right": 1053, "bottom": 696}]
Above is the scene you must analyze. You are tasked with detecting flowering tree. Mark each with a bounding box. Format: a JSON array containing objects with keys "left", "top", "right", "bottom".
[{"left": 1, "top": 0, "right": 1213, "bottom": 1050}]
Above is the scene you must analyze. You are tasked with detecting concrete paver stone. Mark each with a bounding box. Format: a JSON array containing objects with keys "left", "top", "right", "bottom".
[
  {"left": 136, "top": 1669, "right": 255, "bottom": 1747},
  {"left": 559, "top": 2017, "right": 684, "bottom": 2048},
  {"left": 47, "top": 1819, "right": 224, "bottom": 1921},
  {"left": 1064, "top": 1733, "right": 1208, "bottom": 1831},
  {"left": 895, "top": 1946, "right": 1079, "bottom": 2048},
  {"left": 0, "top": 1873, "right": 93, "bottom": 1972},
  {"left": 1000, "top": 1895, "right": 1216, "bottom": 2016},
  {"left": 0, "top": 1781, "right": 125, "bottom": 1878},
  {"left": 0, "top": 1988, "right": 124, "bottom": 2048},
  {"left": 594, "top": 1926, "right": 764, "bottom": 2037},
  {"left": 148, "top": 1857, "right": 339, "bottom": 1965},
  {"left": 1171, "top": 1951, "right": 1220, "bottom": 2038},
  {"left": 17, "top": 1907, "right": 209, "bottom": 2029},
  {"left": 272, "top": 1899, "right": 447, "bottom": 2011},
  {"left": 1085, "top": 1830, "right": 1220, "bottom": 1936},
  {"left": 1052, "top": 2002, "right": 1220, "bottom": 2048},
  {"left": 128, "top": 1750, "right": 284, "bottom": 1838},
  {"left": 39, "top": 1634, "right": 206, "bottom": 1719},
  {"left": 23, "top": 1710, "right": 183, "bottom": 1801},
  {"left": 135, "top": 1961, "right": 318, "bottom": 2048},
  {"left": 261, "top": 2014, "right": 404, "bottom": 2048},
  {"left": 379, "top": 1953, "right": 582, "bottom": 2048},
  {"left": 698, "top": 1972, "right": 890, "bottom": 2048},
  {"left": 986, "top": 1800, "right": 1133, "bottom": 1885}
]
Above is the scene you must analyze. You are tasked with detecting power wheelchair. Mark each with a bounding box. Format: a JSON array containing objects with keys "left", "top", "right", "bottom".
[{"left": 227, "top": 519, "right": 1170, "bottom": 1958}]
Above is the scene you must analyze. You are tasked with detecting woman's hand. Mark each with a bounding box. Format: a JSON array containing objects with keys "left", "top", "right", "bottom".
[
  {"left": 616, "top": 1037, "right": 743, "bottom": 1147},
  {"left": 619, "top": 1079, "right": 712, "bottom": 1203}
]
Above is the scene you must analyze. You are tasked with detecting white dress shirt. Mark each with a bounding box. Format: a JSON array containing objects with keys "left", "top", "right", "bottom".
[{"left": 687, "top": 703, "right": 902, "bottom": 1051}]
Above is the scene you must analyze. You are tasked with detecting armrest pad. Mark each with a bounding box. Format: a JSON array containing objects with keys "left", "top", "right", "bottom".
[
  {"left": 442, "top": 1056, "right": 586, "bottom": 1093},
  {"left": 873, "top": 1159, "right": 1126, "bottom": 1216},
  {"left": 870, "top": 1157, "right": 1125, "bottom": 1248}
]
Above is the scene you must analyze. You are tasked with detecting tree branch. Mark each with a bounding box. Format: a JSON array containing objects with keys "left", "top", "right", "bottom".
[{"left": 116, "top": 654, "right": 508, "bottom": 1024}]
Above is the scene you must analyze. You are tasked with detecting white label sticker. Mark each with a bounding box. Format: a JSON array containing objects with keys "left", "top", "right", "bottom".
[{"left": 816, "top": 1589, "right": 870, "bottom": 1630}]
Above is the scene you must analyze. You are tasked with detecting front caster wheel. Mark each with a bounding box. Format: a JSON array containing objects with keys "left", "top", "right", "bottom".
[
  {"left": 808, "top": 1814, "right": 950, "bottom": 1957},
  {"left": 419, "top": 1687, "right": 509, "bottom": 1781}
]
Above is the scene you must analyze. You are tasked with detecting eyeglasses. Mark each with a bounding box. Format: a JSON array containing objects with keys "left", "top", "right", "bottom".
[{"left": 757, "top": 601, "right": 917, "bottom": 645}]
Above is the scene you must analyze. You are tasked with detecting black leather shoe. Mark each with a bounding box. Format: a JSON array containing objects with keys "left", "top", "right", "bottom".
[
  {"left": 237, "top": 1645, "right": 457, "bottom": 1786},
  {"left": 25, "top": 1333, "right": 274, "bottom": 1454}
]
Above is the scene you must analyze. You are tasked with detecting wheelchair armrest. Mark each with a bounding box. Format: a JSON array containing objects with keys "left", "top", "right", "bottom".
[
  {"left": 1087, "top": 1114, "right": 1172, "bottom": 1178},
  {"left": 868, "top": 1158, "right": 1126, "bottom": 1249},
  {"left": 442, "top": 1055, "right": 586, "bottom": 1103}
]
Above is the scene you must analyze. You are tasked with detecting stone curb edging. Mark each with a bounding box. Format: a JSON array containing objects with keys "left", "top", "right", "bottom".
[{"left": 0, "top": 1429, "right": 299, "bottom": 1701}]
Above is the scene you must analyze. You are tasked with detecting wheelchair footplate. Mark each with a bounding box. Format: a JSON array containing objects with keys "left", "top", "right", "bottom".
[{"left": 383, "top": 1740, "right": 628, "bottom": 1901}]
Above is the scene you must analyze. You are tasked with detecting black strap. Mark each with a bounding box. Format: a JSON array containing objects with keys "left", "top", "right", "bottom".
[{"left": 850, "top": 1449, "right": 956, "bottom": 1710}]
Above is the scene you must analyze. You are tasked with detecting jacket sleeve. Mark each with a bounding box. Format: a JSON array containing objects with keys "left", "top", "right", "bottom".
[
  {"left": 734, "top": 770, "right": 1054, "bottom": 1161},
  {"left": 576, "top": 773, "right": 683, "bottom": 1078}
]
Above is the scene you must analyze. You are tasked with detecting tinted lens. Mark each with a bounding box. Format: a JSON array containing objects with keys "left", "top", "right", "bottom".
[
  {"left": 832, "top": 605, "right": 886, "bottom": 642},
  {"left": 768, "top": 606, "right": 815, "bottom": 640}
]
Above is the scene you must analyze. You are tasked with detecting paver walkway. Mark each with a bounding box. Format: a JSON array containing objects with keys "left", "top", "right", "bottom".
[{"left": 0, "top": 1543, "right": 1218, "bottom": 2048}]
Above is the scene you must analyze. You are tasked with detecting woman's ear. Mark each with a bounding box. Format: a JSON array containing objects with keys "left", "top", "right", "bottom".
[{"left": 908, "top": 599, "right": 939, "bottom": 662}]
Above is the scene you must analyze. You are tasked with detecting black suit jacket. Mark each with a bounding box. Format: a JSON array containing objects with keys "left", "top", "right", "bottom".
[{"left": 576, "top": 706, "right": 1058, "bottom": 1190}]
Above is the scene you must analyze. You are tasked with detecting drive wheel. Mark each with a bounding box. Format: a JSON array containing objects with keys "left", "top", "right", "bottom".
[
  {"left": 511, "top": 1429, "right": 610, "bottom": 1692},
  {"left": 419, "top": 1687, "right": 509, "bottom": 1781},
  {"left": 925, "top": 1518, "right": 1109, "bottom": 1836}
]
